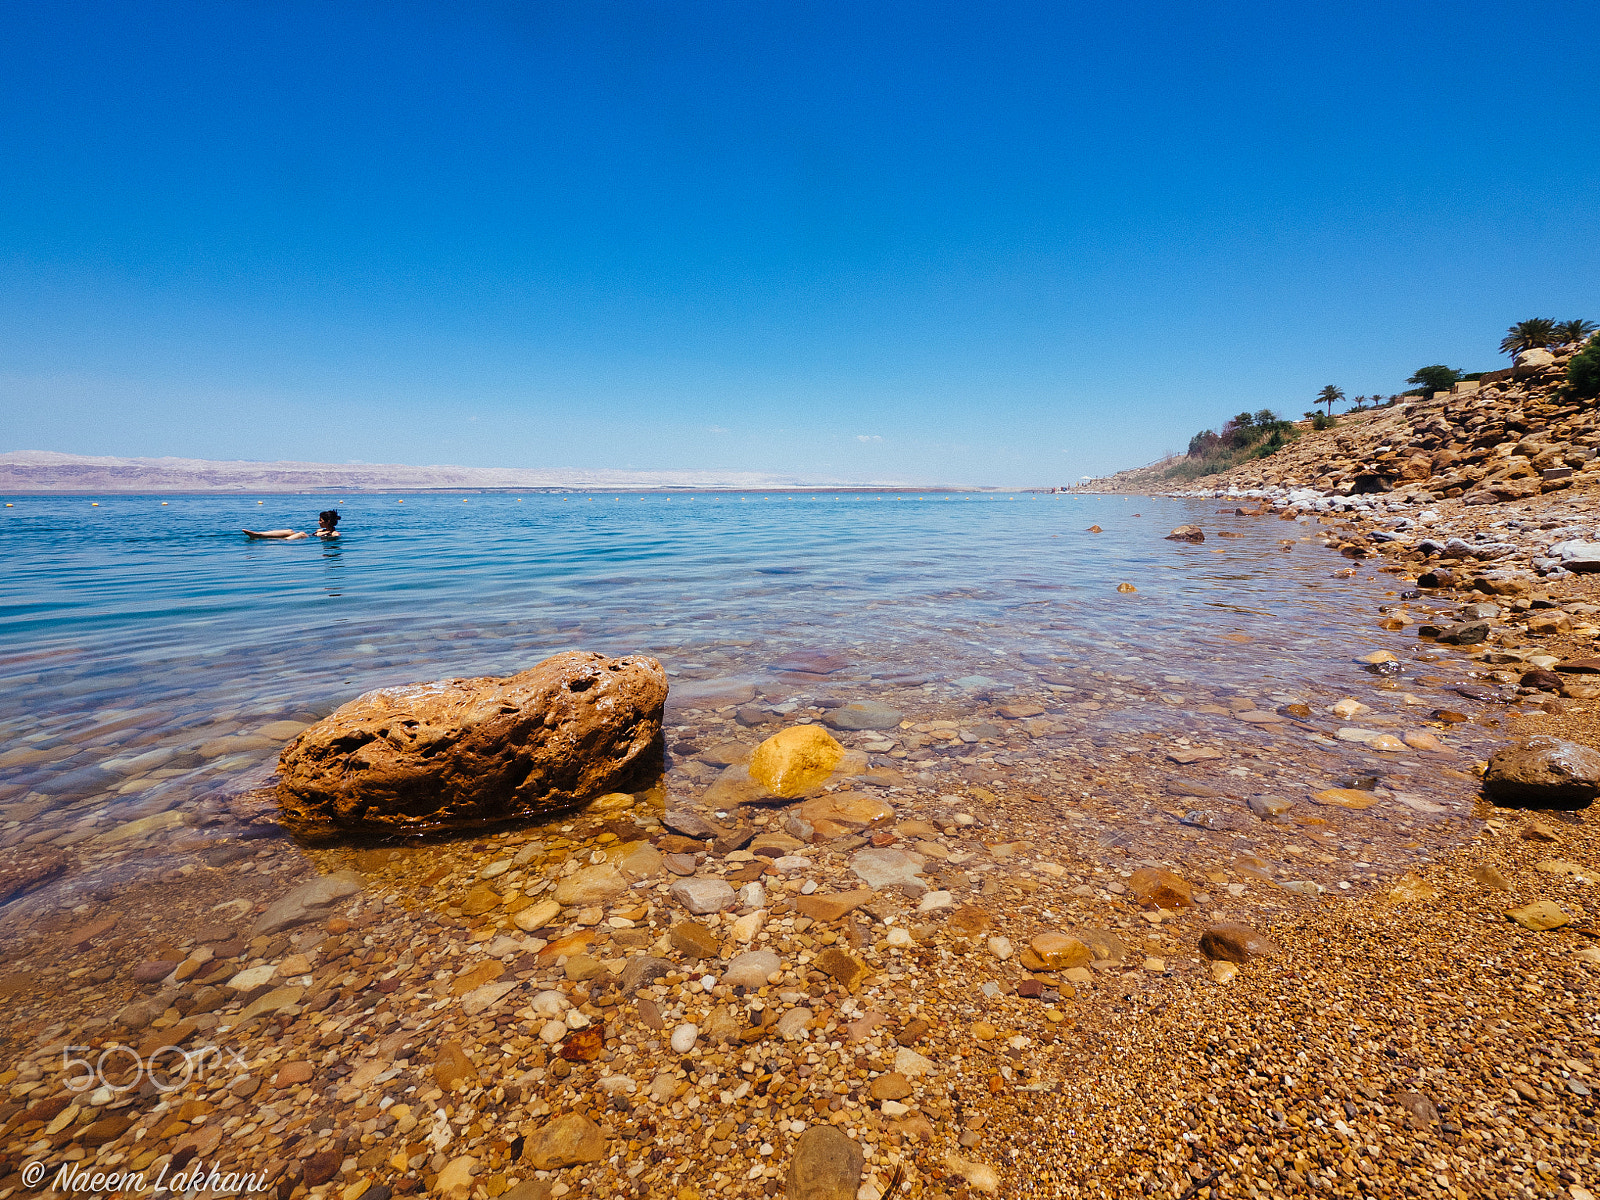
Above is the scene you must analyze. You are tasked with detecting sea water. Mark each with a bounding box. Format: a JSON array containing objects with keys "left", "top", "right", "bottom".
[{"left": 0, "top": 491, "right": 1488, "bottom": 898}]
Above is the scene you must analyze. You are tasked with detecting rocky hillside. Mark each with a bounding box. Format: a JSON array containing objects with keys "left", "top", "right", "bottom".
[{"left": 1090, "top": 344, "right": 1600, "bottom": 502}]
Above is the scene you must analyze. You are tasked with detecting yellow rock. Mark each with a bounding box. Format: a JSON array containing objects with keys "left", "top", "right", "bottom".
[
  {"left": 1388, "top": 873, "right": 1437, "bottom": 903},
  {"left": 1028, "top": 932, "right": 1092, "bottom": 970},
  {"left": 797, "top": 791, "right": 895, "bottom": 839},
  {"left": 970, "top": 1020, "right": 999, "bottom": 1040},
  {"left": 1366, "top": 734, "right": 1408, "bottom": 753},
  {"left": 1209, "top": 960, "right": 1239, "bottom": 984},
  {"left": 1359, "top": 651, "right": 1398, "bottom": 665},
  {"left": 458, "top": 884, "right": 502, "bottom": 916},
  {"left": 1506, "top": 901, "right": 1570, "bottom": 931},
  {"left": 1116, "top": 582, "right": 1137, "bottom": 593},
  {"left": 1312, "top": 788, "right": 1380, "bottom": 810},
  {"left": 584, "top": 791, "right": 637, "bottom": 814},
  {"left": 1534, "top": 860, "right": 1591, "bottom": 880},
  {"left": 513, "top": 898, "right": 562, "bottom": 931},
  {"left": 748, "top": 725, "right": 844, "bottom": 798},
  {"left": 1402, "top": 730, "right": 1448, "bottom": 753}
]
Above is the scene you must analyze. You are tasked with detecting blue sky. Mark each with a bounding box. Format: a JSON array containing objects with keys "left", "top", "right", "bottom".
[{"left": 2, "top": 2, "right": 1596, "bottom": 487}]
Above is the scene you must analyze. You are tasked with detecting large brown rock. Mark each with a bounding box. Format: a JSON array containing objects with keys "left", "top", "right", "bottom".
[
  {"left": 277, "top": 651, "right": 666, "bottom": 834},
  {"left": 1198, "top": 922, "right": 1279, "bottom": 963},
  {"left": 787, "top": 1124, "right": 863, "bottom": 1200},
  {"left": 521, "top": 1113, "right": 605, "bottom": 1170},
  {"left": 1128, "top": 867, "right": 1194, "bottom": 908},
  {"left": 1484, "top": 736, "right": 1600, "bottom": 809}
]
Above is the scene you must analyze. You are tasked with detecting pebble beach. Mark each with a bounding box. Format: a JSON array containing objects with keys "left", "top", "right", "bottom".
[{"left": 0, "top": 474, "right": 1596, "bottom": 1200}]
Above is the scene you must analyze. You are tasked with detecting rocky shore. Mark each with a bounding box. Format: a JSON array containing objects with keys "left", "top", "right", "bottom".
[{"left": 3, "top": 424, "right": 1599, "bottom": 1197}]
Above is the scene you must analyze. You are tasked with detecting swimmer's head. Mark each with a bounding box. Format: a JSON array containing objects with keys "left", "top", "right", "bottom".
[{"left": 319, "top": 509, "right": 340, "bottom": 528}]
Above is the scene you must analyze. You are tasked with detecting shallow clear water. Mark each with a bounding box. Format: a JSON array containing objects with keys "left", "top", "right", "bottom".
[{"left": 0, "top": 491, "right": 1485, "bottom": 882}]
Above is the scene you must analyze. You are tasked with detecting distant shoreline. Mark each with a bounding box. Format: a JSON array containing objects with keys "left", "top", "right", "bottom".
[
  {"left": 0, "top": 485, "right": 1004, "bottom": 496},
  {"left": 0, "top": 449, "right": 1006, "bottom": 495}
]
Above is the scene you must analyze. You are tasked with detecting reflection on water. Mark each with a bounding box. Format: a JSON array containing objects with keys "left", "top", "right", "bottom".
[{"left": 0, "top": 491, "right": 1491, "bottom": 908}]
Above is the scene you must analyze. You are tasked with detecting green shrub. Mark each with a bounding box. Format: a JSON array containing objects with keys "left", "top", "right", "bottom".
[
  {"left": 1311, "top": 412, "right": 1336, "bottom": 430},
  {"left": 1165, "top": 409, "right": 1300, "bottom": 479},
  {"left": 1407, "top": 365, "right": 1462, "bottom": 393},
  {"left": 1567, "top": 336, "right": 1600, "bottom": 400}
]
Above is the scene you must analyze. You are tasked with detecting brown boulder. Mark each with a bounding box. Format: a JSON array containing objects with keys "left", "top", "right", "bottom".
[
  {"left": 1484, "top": 736, "right": 1600, "bottom": 809},
  {"left": 1027, "top": 932, "right": 1092, "bottom": 970},
  {"left": 787, "top": 1124, "right": 864, "bottom": 1200},
  {"left": 1198, "top": 922, "right": 1279, "bottom": 963},
  {"left": 1165, "top": 525, "right": 1205, "bottom": 543},
  {"left": 522, "top": 1113, "right": 605, "bottom": 1170},
  {"left": 276, "top": 651, "right": 666, "bottom": 834},
  {"left": 1520, "top": 668, "right": 1563, "bottom": 692},
  {"left": 1127, "top": 867, "right": 1193, "bottom": 908}
]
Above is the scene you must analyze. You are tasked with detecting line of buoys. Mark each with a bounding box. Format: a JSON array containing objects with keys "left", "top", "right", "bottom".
[{"left": 91, "top": 502, "right": 99, "bottom": 506}]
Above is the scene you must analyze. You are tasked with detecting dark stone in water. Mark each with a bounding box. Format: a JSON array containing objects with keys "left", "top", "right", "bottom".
[
  {"left": 771, "top": 651, "right": 849, "bottom": 675},
  {"left": 34, "top": 764, "right": 118, "bottom": 798},
  {"left": 1165, "top": 780, "right": 1223, "bottom": 799},
  {"left": 1438, "top": 621, "right": 1489, "bottom": 645},
  {"left": 823, "top": 701, "right": 903, "bottom": 731},
  {"left": 663, "top": 810, "right": 719, "bottom": 839}
]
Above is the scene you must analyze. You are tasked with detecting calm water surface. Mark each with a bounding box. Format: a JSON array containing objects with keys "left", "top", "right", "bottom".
[{"left": 0, "top": 491, "right": 1481, "bottom": 888}]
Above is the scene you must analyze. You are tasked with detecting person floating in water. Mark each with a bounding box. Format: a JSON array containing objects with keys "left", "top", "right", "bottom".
[{"left": 244, "top": 510, "right": 341, "bottom": 540}]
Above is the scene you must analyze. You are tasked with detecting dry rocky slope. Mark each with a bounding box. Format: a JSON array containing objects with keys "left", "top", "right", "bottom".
[{"left": 1092, "top": 344, "right": 1597, "bottom": 510}]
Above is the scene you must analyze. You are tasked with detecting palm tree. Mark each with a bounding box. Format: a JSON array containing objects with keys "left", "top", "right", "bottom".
[
  {"left": 1500, "top": 318, "right": 1558, "bottom": 356},
  {"left": 1316, "top": 385, "right": 1344, "bottom": 416},
  {"left": 1554, "top": 319, "right": 1598, "bottom": 346}
]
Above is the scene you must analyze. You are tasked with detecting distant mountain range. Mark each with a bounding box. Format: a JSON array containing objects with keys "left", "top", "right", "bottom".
[{"left": 0, "top": 451, "right": 928, "bottom": 493}]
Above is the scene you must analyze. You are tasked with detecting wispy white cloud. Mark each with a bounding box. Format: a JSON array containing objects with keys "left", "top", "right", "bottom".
[
  {"left": 855, "top": 434, "right": 883, "bottom": 442},
  {"left": 706, "top": 425, "right": 729, "bottom": 434}
]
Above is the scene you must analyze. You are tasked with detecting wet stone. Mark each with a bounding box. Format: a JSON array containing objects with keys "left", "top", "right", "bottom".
[
  {"left": 1128, "top": 867, "right": 1193, "bottom": 908},
  {"left": 786, "top": 1124, "right": 864, "bottom": 1200},
  {"left": 522, "top": 1113, "right": 605, "bottom": 1170},
  {"left": 822, "top": 701, "right": 903, "bottom": 731},
  {"left": 669, "top": 877, "right": 737, "bottom": 914},
  {"left": 670, "top": 921, "right": 722, "bottom": 959},
  {"left": 1198, "top": 922, "right": 1279, "bottom": 963},
  {"left": 722, "top": 949, "right": 781, "bottom": 987},
  {"left": 850, "top": 847, "right": 927, "bottom": 893}
]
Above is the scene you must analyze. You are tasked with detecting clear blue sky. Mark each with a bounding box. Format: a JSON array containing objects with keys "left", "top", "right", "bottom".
[{"left": 2, "top": 2, "right": 1596, "bottom": 487}]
